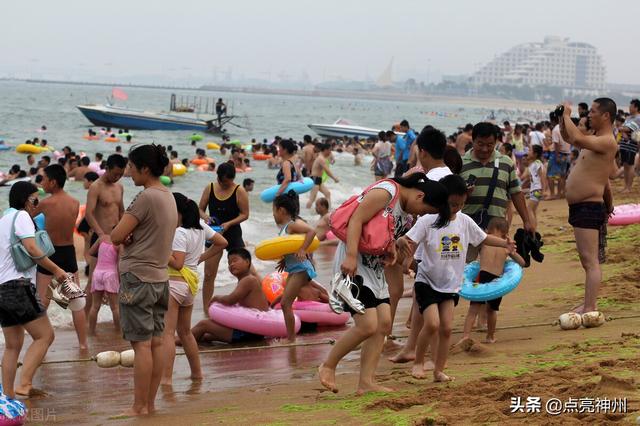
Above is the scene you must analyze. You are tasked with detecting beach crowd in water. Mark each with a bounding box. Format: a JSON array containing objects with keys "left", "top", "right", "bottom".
[{"left": 0, "top": 97, "right": 637, "bottom": 416}]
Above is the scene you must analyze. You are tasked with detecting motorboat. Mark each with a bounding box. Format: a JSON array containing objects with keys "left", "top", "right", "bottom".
[
  {"left": 76, "top": 104, "right": 234, "bottom": 133},
  {"left": 308, "top": 119, "right": 401, "bottom": 139}
]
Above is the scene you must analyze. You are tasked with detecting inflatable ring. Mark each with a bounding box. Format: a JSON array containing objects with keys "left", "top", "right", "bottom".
[
  {"left": 83, "top": 135, "right": 101, "bottom": 140},
  {"left": 0, "top": 145, "right": 11, "bottom": 151},
  {"left": 172, "top": 164, "right": 187, "bottom": 176},
  {"left": 206, "top": 142, "right": 220, "bottom": 150},
  {"left": 190, "top": 134, "right": 203, "bottom": 142},
  {"left": 208, "top": 302, "right": 300, "bottom": 338},
  {"left": 15, "top": 144, "right": 51, "bottom": 154},
  {"left": 0, "top": 384, "right": 27, "bottom": 426},
  {"left": 104, "top": 137, "right": 119, "bottom": 142},
  {"left": 278, "top": 300, "right": 350, "bottom": 326},
  {"left": 190, "top": 158, "right": 208, "bottom": 166},
  {"left": 261, "top": 271, "right": 288, "bottom": 303},
  {"left": 259, "top": 177, "right": 314, "bottom": 203},
  {"left": 160, "top": 176, "right": 172, "bottom": 186},
  {"left": 252, "top": 153, "right": 271, "bottom": 161},
  {"left": 255, "top": 235, "right": 320, "bottom": 261},
  {"left": 228, "top": 140, "right": 242, "bottom": 146},
  {"left": 459, "top": 260, "right": 523, "bottom": 302},
  {"left": 609, "top": 204, "right": 640, "bottom": 226}
]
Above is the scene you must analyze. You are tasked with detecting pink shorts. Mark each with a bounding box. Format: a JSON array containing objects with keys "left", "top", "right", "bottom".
[
  {"left": 169, "top": 281, "right": 194, "bottom": 307},
  {"left": 92, "top": 270, "right": 119, "bottom": 294}
]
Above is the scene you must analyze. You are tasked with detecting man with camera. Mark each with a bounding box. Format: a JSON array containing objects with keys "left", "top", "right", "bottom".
[{"left": 558, "top": 99, "right": 617, "bottom": 314}]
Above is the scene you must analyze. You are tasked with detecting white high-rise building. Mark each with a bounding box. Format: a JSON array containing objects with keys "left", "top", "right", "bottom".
[{"left": 471, "top": 36, "right": 606, "bottom": 90}]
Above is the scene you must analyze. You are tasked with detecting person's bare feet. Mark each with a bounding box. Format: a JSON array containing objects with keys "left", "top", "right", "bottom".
[
  {"left": 356, "top": 383, "right": 394, "bottom": 395},
  {"left": 118, "top": 407, "right": 148, "bottom": 417},
  {"left": 15, "top": 386, "right": 48, "bottom": 398},
  {"left": 483, "top": 336, "right": 496, "bottom": 344},
  {"left": 454, "top": 336, "right": 472, "bottom": 347},
  {"left": 383, "top": 337, "right": 402, "bottom": 352},
  {"left": 434, "top": 371, "right": 454, "bottom": 382},
  {"left": 411, "top": 364, "right": 427, "bottom": 379},
  {"left": 388, "top": 351, "right": 415, "bottom": 363},
  {"left": 423, "top": 360, "right": 435, "bottom": 370},
  {"left": 318, "top": 364, "right": 338, "bottom": 393}
]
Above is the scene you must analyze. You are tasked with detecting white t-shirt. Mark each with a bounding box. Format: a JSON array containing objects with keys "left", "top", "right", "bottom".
[
  {"left": 406, "top": 212, "right": 486, "bottom": 293},
  {"left": 171, "top": 219, "right": 216, "bottom": 277},
  {"left": 375, "top": 141, "right": 392, "bottom": 158},
  {"left": 529, "top": 130, "right": 546, "bottom": 147},
  {"left": 413, "top": 166, "right": 453, "bottom": 260},
  {"left": 0, "top": 210, "right": 37, "bottom": 284},
  {"left": 528, "top": 160, "right": 543, "bottom": 191}
]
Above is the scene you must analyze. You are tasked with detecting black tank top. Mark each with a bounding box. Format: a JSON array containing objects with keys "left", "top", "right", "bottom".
[
  {"left": 208, "top": 183, "right": 240, "bottom": 226},
  {"left": 276, "top": 160, "right": 298, "bottom": 184}
]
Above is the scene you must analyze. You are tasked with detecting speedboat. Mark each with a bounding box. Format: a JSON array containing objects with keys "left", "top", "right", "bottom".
[
  {"left": 308, "top": 119, "right": 396, "bottom": 139},
  {"left": 77, "top": 104, "right": 231, "bottom": 133}
]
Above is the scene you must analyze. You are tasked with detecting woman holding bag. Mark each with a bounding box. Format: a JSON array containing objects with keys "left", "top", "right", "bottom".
[
  {"left": 0, "top": 181, "right": 68, "bottom": 399},
  {"left": 318, "top": 173, "right": 449, "bottom": 394}
]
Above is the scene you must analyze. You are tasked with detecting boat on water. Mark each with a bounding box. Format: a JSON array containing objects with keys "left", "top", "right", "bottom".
[
  {"left": 77, "top": 92, "right": 244, "bottom": 134},
  {"left": 307, "top": 119, "right": 403, "bottom": 139},
  {"left": 76, "top": 104, "right": 235, "bottom": 133}
]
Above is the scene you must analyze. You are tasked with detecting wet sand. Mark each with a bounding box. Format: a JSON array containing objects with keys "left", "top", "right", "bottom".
[{"left": 18, "top": 180, "right": 640, "bottom": 424}]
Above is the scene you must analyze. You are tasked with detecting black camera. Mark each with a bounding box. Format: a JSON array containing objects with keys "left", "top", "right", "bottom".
[{"left": 550, "top": 105, "right": 565, "bottom": 120}]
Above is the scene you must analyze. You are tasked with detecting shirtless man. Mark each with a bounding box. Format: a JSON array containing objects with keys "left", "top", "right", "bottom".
[
  {"left": 68, "top": 157, "right": 91, "bottom": 180},
  {"left": 34, "top": 165, "right": 88, "bottom": 350},
  {"left": 559, "top": 99, "right": 617, "bottom": 314},
  {"left": 301, "top": 135, "right": 316, "bottom": 177},
  {"left": 306, "top": 143, "right": 339, "bottom": 209},
  {"left": 84, "top": 154, "right": 126, "bottom": 314},
  {"left": 455, "top": 124, "right": 474, "bottom": 156}
]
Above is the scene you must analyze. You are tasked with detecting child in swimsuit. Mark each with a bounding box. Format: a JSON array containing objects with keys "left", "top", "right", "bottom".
[
  {"left": 460, "top": 217, "right": 526, "bottom": 344},
  {"left": 87, "top": 239, "right": 120, "bottom": 335},
  {"left": 272, "top": 191, "right": 318, "bottom": 342}
]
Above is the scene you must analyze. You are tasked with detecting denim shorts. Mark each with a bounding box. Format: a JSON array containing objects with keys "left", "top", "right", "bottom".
[
  {"left": 119, "top": 272, "right": 169, "bottom": 341},
  {"left": 0, "top": 279, "right": 47, "bottom": 328}
]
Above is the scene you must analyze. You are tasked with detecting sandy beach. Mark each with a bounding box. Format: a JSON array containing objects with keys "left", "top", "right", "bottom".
[{"left": 15, "top": 179, "right": 639, "bottom": 425}]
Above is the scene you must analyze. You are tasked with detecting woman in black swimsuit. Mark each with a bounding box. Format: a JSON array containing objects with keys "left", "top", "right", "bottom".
[
  {"left": 275, "top": 139, "right": 302, "bottom": 196},
  {"left": 198, "top": 162, "right": 249, "bottom": 313}
]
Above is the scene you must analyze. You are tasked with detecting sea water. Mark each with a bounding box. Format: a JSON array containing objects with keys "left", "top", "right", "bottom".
[{"left": 0, "top": 80, "right": 495, "bottom": 329}]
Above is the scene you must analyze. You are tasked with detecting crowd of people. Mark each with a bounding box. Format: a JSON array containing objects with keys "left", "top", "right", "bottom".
[{"left": 0, "top": 97, "right": 634, "bottom": 415}]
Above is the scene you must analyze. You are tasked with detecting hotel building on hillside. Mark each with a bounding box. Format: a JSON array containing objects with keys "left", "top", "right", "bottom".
[{"left": 470, "top": 36, "right": 606, "bottom": 90}]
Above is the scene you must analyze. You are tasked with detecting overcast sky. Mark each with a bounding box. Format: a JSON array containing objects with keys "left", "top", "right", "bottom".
[{"left": 1, "top": 0, "right": 636, "bottom": 84}]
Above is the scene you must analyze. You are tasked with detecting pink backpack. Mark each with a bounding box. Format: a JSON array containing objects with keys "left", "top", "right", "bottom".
[{"left": 329, "top": 180, "right": 400, "bottom": 256}]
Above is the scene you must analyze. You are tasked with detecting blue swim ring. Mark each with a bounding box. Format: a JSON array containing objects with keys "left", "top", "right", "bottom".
[
  {"left": 0, "top": 384, "right": 27, "bottom": 425},
  {"left": 260, "top": 178, "right": 314, "bottom": 203},
  {"left": 459, "top": 260, "right": 523, "bottom": 302}
]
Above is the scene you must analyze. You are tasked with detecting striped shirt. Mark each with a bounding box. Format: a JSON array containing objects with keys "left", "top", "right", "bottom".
[{"left": 460, "top": 150, "right": 521, "bottom": 218}]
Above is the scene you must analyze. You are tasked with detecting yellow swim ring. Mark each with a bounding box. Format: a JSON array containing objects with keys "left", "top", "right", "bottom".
[
  {"left": 16, "top": 144, "right": 52, "bottom": 154},
  {"left": 172, "top": 163, "right": 187, "bottom": 176},
  {"left": 206, "top": 142, "right": 220, "bottom": 150},
  {"left": 255, "top": 235, "right": 321, "bottom": 261}
]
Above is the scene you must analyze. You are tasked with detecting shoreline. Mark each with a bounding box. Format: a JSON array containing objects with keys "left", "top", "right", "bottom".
[{"left": 1, "top": 78, "right": 554, "bottom": 109}]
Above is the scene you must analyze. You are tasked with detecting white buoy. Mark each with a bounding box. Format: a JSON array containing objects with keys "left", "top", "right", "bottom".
[
  {"left": 558, "top": 312, "right": 582, "bottom": 330},
  {"left": 581, "top": 311, "right": 605, "bottom": 328},
  {"left": 96, "top": 351, "right": 121, "bottom": 368},
  {"left": 120, "top": 349, "right": 135, "bottom": 367}
]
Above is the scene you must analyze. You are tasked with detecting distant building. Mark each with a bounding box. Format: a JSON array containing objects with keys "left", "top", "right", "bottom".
[{"left": 471, "top": 36, "right": 606, "bottom": 90}]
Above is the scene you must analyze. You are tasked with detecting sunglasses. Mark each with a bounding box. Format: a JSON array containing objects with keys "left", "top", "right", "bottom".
[{"left": 28, "top": 197, "right": 39, "bottom": 207}]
